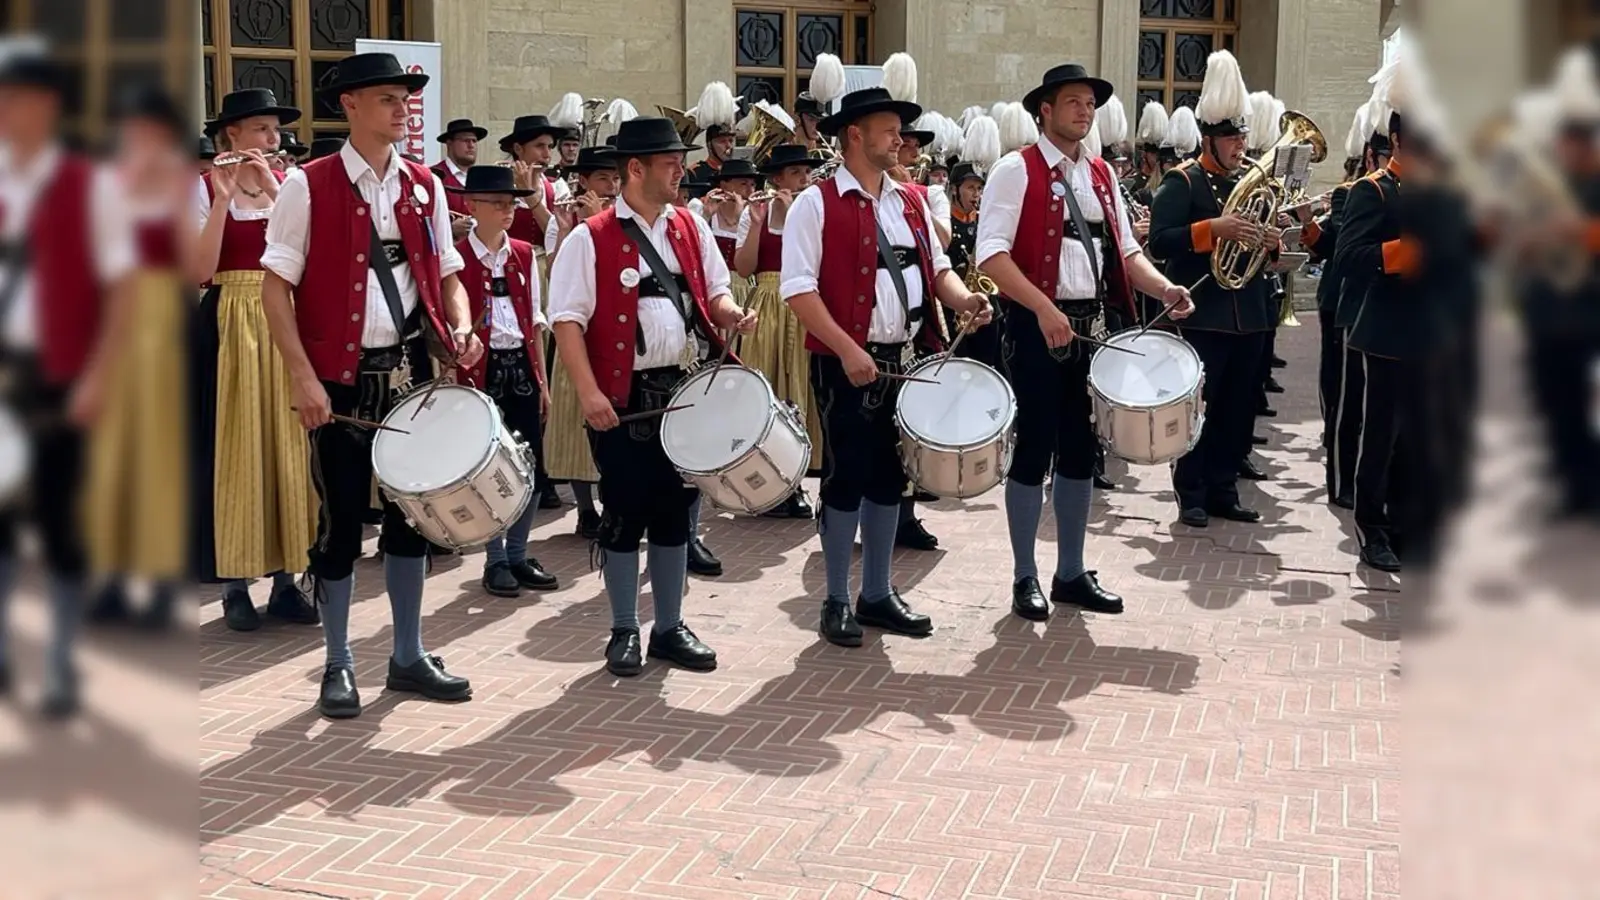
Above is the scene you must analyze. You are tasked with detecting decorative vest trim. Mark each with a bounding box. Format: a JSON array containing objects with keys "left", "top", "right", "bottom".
[
  {"left": 457, "top": 235, "right": 540, "bottom": 388},
  {"left": 0, "top": 154, "right": 102, "bottom": 385},
  {"left": 1012, "top": 144, "right": 1135, "bottom": 320}
]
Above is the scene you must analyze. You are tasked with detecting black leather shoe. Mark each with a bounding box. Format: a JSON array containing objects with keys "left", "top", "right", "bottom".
[
  {"left": 538, "top": 483, "right": 563, "bottom": 510},
  {"left": 687, "top": 538, "right": 723, "bottom": 576},
  {"left": 1252, "top": 433, "right": 1270, "bottom": 446},
  {"left": 896, "top": 517, "right": 939, "bottom": 551},
  {"left": 1237, "top": 458, "right": 1271, "bottom": 481},
  {"left": 788, "top": 491, "right": 815, "bottom": 519},
  {"left": 912, "top": 488, "right": 938, "bottom": 503},
  {"left": 605, "top": 628, "right": 643, "bottom": 676},
  {"left": 1051, "top": 571, "right": 1124, "bottom": 614},
  {"left": 482, "top": 562, "right": 521, "bottom": 598},
  {"left": 1093, "top": 473, "right": 1116, "bottom": 490},
  {"left": 88, "top": 582, "right": 132, "bottom": 624},
  {"left": 221, "top": 589, "right": 261, "bottom": 632},
  {"left": 1331, "top": 493, "right": 1355, "bottom": 510},
  {"left": 139, "top": 585, "right": 177, "bottom": 631},
  {"left": 319, "top": 665, "right": 361, "bottom": 719},
  {"left": 1263, "top": 376, "right": 1285, "bottom": 394},
  {"left": 0, "top": 661, "right": 11, "bottom": 697},
  {"left": 648, "top": 623, "right": 718, "bottom": 670},
  {"left": 511, "top": 559, "right": 559, "bottom": 591},
  {"left": 820, "top": 599, "right": 863, "bottom": 646},
  {"left": 267, "top": 582, "right": 320, "bottom": 624},
  {"left": 1270, "top": 355, "right": 1287, "bottom": 369},
  {"left": 1208, "top": 503, "right": 1263, "bottom": 523},
  {"left": 1011, "top": 576, "right": 1050, "bottom": 621},
  {"left": 386, "top": 655, "right": 472, "bottom": 701},
  {"left": 855, "top": 590, "right": 934, "bottom": 636},
  {"left": 576, "top": 509, "right": 602, "bottom": 540},
  {"left": 1257, "top": 406, "right": 1278, "bottom": 418},
  {"left": 1361, "top": 542, "right": 1401, "bottom": 573},
  {"left": 1179, "top": 507, "right": 1210, "bottom": 528}
]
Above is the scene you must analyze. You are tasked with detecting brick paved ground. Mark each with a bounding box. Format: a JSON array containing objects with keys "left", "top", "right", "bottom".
[{"left": 190, "top": 314, "right": 1401, "bottom": 900}]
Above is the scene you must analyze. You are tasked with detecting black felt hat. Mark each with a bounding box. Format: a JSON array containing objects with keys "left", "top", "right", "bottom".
[
  {"left": 446, "top": 164, "right": 537, "bottom": 197},
  {"left": 308, "top": 137, "right": 344, "bottom": 161},
  {"left": 950, "top": 162, "right": 984, "bottom": 185},
  {"left": 279, "top": 128, "right": 310, "bottom": 158},
  {"left": 208, "top": 87, "right": 302, "bottom": 131},
  {"left": 198, "top": 134, "right": 217, "bottom": 160},
  {"left": 818, "top": 87, "right": 922, "bottom": 138},
  {"left": 708, "top": 157, "right": 761, "bottom": 182},
  {"left": 601, "top": 117, "right": 700, "bottom": 156},
  {"left": 758, "top": 143, "right": 825, "bottom": 174},
  {"left": 1022, "top": 63, "right": 1114, "bottom": 116},
  {"left": 110, "top": 83, "right": 188, "bottom": 139},
  {"left": 899, "top": 127, "right": 935, "bottom": 148},
  {"left": 0, "top": 52, "right": 66, "bottom": 93},
  {"left": 317, "top": 52, "right": 428, "bottom": 105},
  {"left": 794, "top": 92, "right": 825, "bottom": 119},
  {"left": 565, "top": 145, "right": 619, "bottom": 174},
  {"left": 499, "top": 115, "right": 569, "bottom": 151},
  {"left": 436, "top": 117, "right": 488, "bottom": 142}
]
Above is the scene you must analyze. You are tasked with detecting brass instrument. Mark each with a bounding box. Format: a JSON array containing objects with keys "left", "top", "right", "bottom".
[
  {"left": 579, "top": 97, "right": 607, "bottom": 147},
  {"left": 909, "top": 152, "right": 932, "bottom": 184},
  {"left": 1211, "top": 109, "right": 1326, "bottom": 290},
  {"left": 659, "top": 106, "right": 703, "bottom": 146},
  {"left": 1474, "top": 115, "right": 1589, "bottom": 292},
  {"left": 744, "top": 103, "right": 795, "bottom": 168}
]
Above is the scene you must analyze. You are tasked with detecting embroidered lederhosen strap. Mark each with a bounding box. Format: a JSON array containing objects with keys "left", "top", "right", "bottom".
[{"left": 626, "top": 366, "right": 683, "bottom": 442}]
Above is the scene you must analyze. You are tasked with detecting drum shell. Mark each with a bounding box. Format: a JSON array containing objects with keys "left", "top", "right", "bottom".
[
  {"left": 662, "top": 367, "right": 811, "bottom": 516},
  {"left": 894, "top": 357, "right": 1017, "bottom": 499},
  {"left": 1086, "top": 330, "right": 1206, "bottom": 466}
]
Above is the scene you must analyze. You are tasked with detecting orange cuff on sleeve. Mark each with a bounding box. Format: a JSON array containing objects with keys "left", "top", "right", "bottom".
[
  {"left": 1191, "top": 219, "right": 1214, "bottom": 253},
  {"left": 1301, "top": 220, "right": 1322, "bottom": 248},
  {"left": 1584, "top": 220, "right": 1600, "bottom": 255},
  {"left": 1381, "top": 237, "right": 1421, "bottom": 277}
]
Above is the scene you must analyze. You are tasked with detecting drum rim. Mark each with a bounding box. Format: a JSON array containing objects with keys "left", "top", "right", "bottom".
[
  {"left": 373, "top": 383, "right": 511, "bottom": 493},
  {"left": 894, "top": 356, "right": 1018, "bottom": 448},
  {"left": 661, "top": 365, "right": 786, "bottom": 475},
  {"left": 1087, "top": 329, "right": 1205, "bottom": 410}
]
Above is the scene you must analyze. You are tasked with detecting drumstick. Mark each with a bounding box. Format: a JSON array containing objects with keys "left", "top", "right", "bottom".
[
  {"left": 702, "top": 328, "right": 736, "bottom": 395},
  {"left": 931, "top": 311, "right": 977, "bottom": 376},
  {"left": 616, "top": 404, "right": 694, "bottom": 424},
  {"left": 1073, "top": 334, "right": 1145, "bottom": 356},
  {"left": 291, "top": 408, "right": 411, "bottom": 434},
  {"left": 876, "top": 371, "right": 940, "bottom": 385},
  {"left": 1137, "top": 274, "right": 1209, "bottom": 338}
]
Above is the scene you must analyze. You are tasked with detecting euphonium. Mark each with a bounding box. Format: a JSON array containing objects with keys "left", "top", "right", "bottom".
[
  {"left": 1212, "top": 109, "right": 1327, "bottom": 290},
  {"left": 659, "top": 106, "right": 703, "bottom": 146},
  {"left": 745, "top": 103, "right": 795, "bottom": 168}
]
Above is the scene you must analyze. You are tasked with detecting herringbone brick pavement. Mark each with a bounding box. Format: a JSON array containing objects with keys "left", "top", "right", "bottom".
[{"left": 190, "top": 315, "right": 1401, "bottom": 899}]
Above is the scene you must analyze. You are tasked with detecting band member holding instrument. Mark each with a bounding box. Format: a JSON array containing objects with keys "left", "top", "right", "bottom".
[
  {"left": 782, "top": 87, "right": 992, "bottom": 647},
  {"left": 734, "top": 143, "right": 823, "bottom": 520},
  {"left": 978, "top": 63, "right": 1192, "bottom": 622},
  {"left": 892, "top": 125, "right": 952, "bottom": 248},
  {"left": 1148, "top": 51, "right": 1274, "bottom": 530},
  {"left": 945, "top": 161, "right": 1001, "bottom": 368},
  {"left": 261, "top": 52, "right": 481, "bottom": 718},
  {"left": 0, "top": 50, "right": 137, "bottom": 716},
  {"left": 194, "top": 87, "right": 320, "bottom": 632},
  {"left": 548, "top": 117, "right": 756, "bottom": 677},
  {"left": 433, "top": 117, "right": 487, "bottom": 232},
  {"left": 449, "top": 165, "right": 561, "bottom": 597}
]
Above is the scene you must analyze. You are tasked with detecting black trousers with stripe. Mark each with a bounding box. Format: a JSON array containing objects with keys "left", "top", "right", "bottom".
[
  {"left": 1352, "top": 352, "right": 1405, "bottom": 546},
  {"left": 1329, "top": 334, "right": 1366, "bottom": 501}
]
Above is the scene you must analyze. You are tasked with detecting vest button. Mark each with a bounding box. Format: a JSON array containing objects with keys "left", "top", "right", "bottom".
[
  {"left": 617, "top": 314, "right": 627, "bottom": 322},
  {"left": 1044, "top": 255, "right": 1053, "bottom": 262},
  {"left": 413, "top": 253, "right": 420, "bottom": 261},
  {"left": 859, "top": 266, "right": 869, "bottom": 275},
  {"left": 856, "top": 296, "right": 866, "bottom": 304},
  {"left": 351, "top": 313, "right": 361, "bottom": 322},
  {"left": 342, "top": 370, "right": 353, "bottom": 379},
  {"left": 356, "top": 207, "right": 366, "bottom": 216},
  {"left": 612, "top": 369, "right": 622, "bottom": 377},
  {"left": 852, "top": 324, "right": 862, "bottom": 331},
  {"left": 355, "top": 253, "right": 366, "bottom": 263},
  {"left": 858, "top": 201, "right": 866, "bottom": 209},
  {"left": 355, "top": 282, "right": 364, "bottom": 291},
  {"left": 615, "top": 342, "right": 626, "bottom": 351},
  {"left": 621, "top": 243, "right": 632, "bottom": 253},
  {"left": 346, "top": 343, "right": 356, "bottom": 351},
  {"left": 1046, "top": 229, "right": 1055, "bottom": 237},
  {"left": 863, "top": 237, "right": 872, "bottom": 246}
]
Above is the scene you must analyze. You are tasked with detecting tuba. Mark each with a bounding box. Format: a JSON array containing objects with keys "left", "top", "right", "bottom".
[
  {"left": 659, "top": 106, "right": 702, "bottom": 146},
  {"left": 744, "top": 102, "right": 795, "bottom": 168},
  {"left": 1212, "top": 109, "right": 1326, "bottom": 290}
]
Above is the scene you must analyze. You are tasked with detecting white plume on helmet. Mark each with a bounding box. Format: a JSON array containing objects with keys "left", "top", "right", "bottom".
[
  {"left": 1343, "top": 102, "right": 1373, "bottom": 159},
  {"left": 990, "top": 101, "right": 1010, "bottom": 123},
  {"left": 604, "top": 99, "right": 637, "bottom": 125},
  {"left": 1166, "top": 106, "right": 1201, "bottom": 154},
  {"left": 1082, "top": 118, "right": 1103, "bottom": 160},
  {"left": 1245, "top": 91, "right": 1284, "bottom": 152},
  {"left": 1096, "top": 94, "right": 1129, "bottom": 145},
  {"left": 961, "top": 115, "right": 1002, "bottom": 173},
  {"left": 1137, "top": 100, "right": 1170, "bottom": 145},
  {"left": 882, "top": 52, "right": 918, "bottom": 103},
  {"left": 998, "top": 101, "right": 1033, "bottom": 152},
  {"left": 958, "top": 105, "right": 989, "bottom": 129},
  {"left": 1195, "top": 50, "right": 1250, "bottom": 127},
  {"left": 548, "top": 92, "right": 583, "bottom": 130},
  {"left": 809, "top": 53, "right": 847, "bottom": 104},
  {"left": 692, "top": 81, "right": 737, "bottom": 129},
  {"left": 1551, "top": 46, "right": 1600, "bottom": 122}
]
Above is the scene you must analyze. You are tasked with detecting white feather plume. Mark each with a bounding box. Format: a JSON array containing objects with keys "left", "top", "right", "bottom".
[
  {"left": 958, "top": 105, "right": 987, "bottom": 129},
  {"left": 1082, "top": 119, "right": 1103, "bottom": 160},
  {"left": 883, "top": 52, "right": 918, "bottom": 103},
  {"left": 1096, "top": 95, "right": 1129, "bottom": 145},
  {"left": 548, "top": 92, "right": 583, "bottom": 129},
  {"left": 605, "top": 99, "right": 637, "bottom": 125},
  {"left": 1166, "top": 106, "right": 1201, "bottom": 154},
  {"left": 809, "top": 53, "right": 847, "bottom": 104},
  {"left": 1018, "top": 103, "right": 1040, "bottom": 145},
  {"left": 1552, "top": 47, "right": 1600, "bottom": 121},
  {"left": 961, "top": 116, "right": 1002, "bottom": 172},
  {"left": 692, "top": 81, "right": 737, "bottom": 128},
  {"left": 1515, "top": 89, "right": 1560, "bottom": 147},
  {"left": 998, "top": 102, "right": 1032, "bottom": 152},
  {"left": 941, "top": 115, "right": 965, "bottom": 157},
  {"left": 1137, "top": 101, "right": 1169, "bottom": 145},
  {"left": 733, "top": 110, "right": 755, "bottom": 138},
  {"left": 990, "top": 101, "right": 1009, "bottom": 122},
  {"left": 1343, "top": 103, "right": 1372, "bottom": 159},
  {"left": 1247, "top": 91, "right": 1285, "bottom": 151},
  {"left": 1196, "top": 49, "right": 1250, "bottom": 126}
]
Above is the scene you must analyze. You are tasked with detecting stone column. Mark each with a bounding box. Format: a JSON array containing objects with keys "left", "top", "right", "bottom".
[
  {"left": 684, "top": 0, "right": 733, "bottom": 108},
  {"left": 1099, "top": 0, "right": 1139, "bottom": 100},
  {"left": 424, "top": 0, "right": 489, "bottom": 121}
]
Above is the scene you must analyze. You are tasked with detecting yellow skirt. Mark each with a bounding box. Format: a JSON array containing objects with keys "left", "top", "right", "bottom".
[
  {"left": 82, "top": 268, "right": 190, "bottom": 579},
  {"left": 740, "top": 272, "right": 823, "bottom": 457},
  {"left": 211, "top": 269, "right": 317, "bottom": 578}
]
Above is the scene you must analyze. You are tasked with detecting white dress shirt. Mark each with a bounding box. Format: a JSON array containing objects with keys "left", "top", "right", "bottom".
[
  {"left": 443, "top": 157, "right": 467, "bottom": 183},
  {"left": 547, "top": 196, "right": 732, "bottom": 370},
  {"left": 468, "top": 230, "right": 545, "bottom": 350},
  {"left": 779, "top": 167, "right": 953, "bottom": 344},
  {"left": 924, "top": 184, "right": 952, "bottom": 235},
  {"left": 976, "top": 137, "right": 1141, "bottom": 301},
  {"left": 0, "top": 144, "right": 136, "bottom": 349},
  {"left": 262, "top": 141, "right": 464, "bottom": 349},
  {"left": 194, "top": 173, "right": 273, "bottom": 229}
]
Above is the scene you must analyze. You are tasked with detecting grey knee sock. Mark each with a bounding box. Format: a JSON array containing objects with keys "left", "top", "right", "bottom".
[
  {"left": 1005, "top": 479, "right": 1043, "bottom": 581},
  {"left": 385, "top": 554, "right": 428, "bottom": 667},
  {"left": 819, "top": 505, "right": 860, "bottom": 602},
  {"left": 572, "top": 481, "right": 597, "bottom": 514},
  {"left": 0, "top": 557, "right": 14, "bottom": 666},
  {"left": 318, "top": 575, "right": 355, "bottom": 668},
  {"left": 687, "top": 494, "right": 702, "bottom": 537},
  {"left": 601, "top": 550, "right": 641, "bottom": 630},
  {"left": 646, "top": 542, "right": 688, "bottom": 634},
  {"left": 47, "top": 576, "right": 81, "bottom": 681},
  {"left": 859, "top": 500, "right": 899, "bottom": 602},
  {"left": 898, "top": 496, "right": 915, "bottom": 523},
  {"left": 222, "top": 579, "right": 250, "bottom": 598},
  {"left": 1053, "top": 475, "right": 1093, "bottom": 582}
]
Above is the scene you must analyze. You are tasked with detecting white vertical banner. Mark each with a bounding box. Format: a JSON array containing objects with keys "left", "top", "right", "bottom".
[{"left": 354, "top": 38, "right": 443, "bottom": 165}]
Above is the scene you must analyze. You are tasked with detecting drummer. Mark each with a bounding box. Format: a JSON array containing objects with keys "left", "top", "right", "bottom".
[
  {"left": 780, "top": 86, "right": 992, "bottom": 648},
  {"left": 546, "top": 117, "right": 757, "bottom": 678},
  {"left": 260, "top": 52, "right": 480, "bottom": 719},
  {"left": 976, "top": 63, "right": 1193, "bottom": 622},
  {"left": 450, "top": 164, "right": 562, "bottom": 597}
]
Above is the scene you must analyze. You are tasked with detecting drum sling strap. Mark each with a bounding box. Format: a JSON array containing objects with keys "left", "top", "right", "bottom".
[
  {"left": 351, "top": 182, "right": 420, "bottom": 350},
  {"left": 874, "top": 220, "right": 919, "bottom": 325},
  {"left": 0, "top": 238, "right": 29, "bottom": 331},
  {"left": 620, "top": 218, "right": 696, "bottom": 355},
  {"left": 1058, "top": 174, "right": 1104, "bottom": 300}
]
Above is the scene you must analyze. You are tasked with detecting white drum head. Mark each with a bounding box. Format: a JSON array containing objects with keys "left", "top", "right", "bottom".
[
  {"left": 898, "top": 358, "right": 1011, "bottom": 447},
  {"left": 373, "top": 385, "right": 498, "bottom": 492},
  {"left": 662, "top": 366, "right": 775, "bottom": 473},
  {"left": 0, "top": 404, "right": 29, "bottom": 498},
  {"left": 1089, "top": 331, "right": 1203, "bottom": 408}
]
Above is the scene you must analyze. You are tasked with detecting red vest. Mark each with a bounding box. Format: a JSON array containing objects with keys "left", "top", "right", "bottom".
[
  {"left": 508, "top": 177, "right": 558, "bottom": 249},
  {"left": 582, "top": 206, "right": 728, "bottom": 406},
  {"left": 294, "top": 155, "right": 451, "bottom": 385},
  {"left": 430, "top": 161, "right": 469, "bottom": 216},
  {"left": 753, "top": 218, "right": 784, "bottom": 274},
  {"left": 0, "top": 154, "right": 102, "bottom": 385},
  {"left": 202, "top": 169, "right": 286, "bottom": 276},
  {"left": 807, "top": 177, "right": 942, "bottom": 356},
  {"left": 456, "top": 233, "right": 540, "bottom": 388},
  {"left": 1012, "top": 144, "right": 1135, "bottom": 319}
]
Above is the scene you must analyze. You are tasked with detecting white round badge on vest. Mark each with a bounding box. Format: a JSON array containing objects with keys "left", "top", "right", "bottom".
[
  {"left": 1050, "top": 181, "right": 1067, "bottom": 198},
  {"left": 413, "top": 183, "right": 430, "bottom": 205},
  {"left": 620, "top": 267, "right": 640, "bottom": 289}
]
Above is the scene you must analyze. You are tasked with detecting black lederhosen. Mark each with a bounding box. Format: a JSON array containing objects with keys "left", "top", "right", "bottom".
[
  {"left": 484, "top": 346, "right": 543, "bottom": 492},
  {"left": 811, "top": 341, "right": 912, "bottom": 512},
  {"left": 1000, "top": 300, "right": 1101, "bottom": 485},
  {"left": 306, "top": 346, "right": 429, "bottom": 581},
  {"left": 0, "top": 352, "right": 87, "bottom": 578},
  {"left": 588, "top": 366, "right": 695, "bottom": 553}
]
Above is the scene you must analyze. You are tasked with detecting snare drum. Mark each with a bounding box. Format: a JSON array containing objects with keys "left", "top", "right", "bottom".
[
  {"left": 895, "top": 356, "right": 1016, "bottom": 498},
  {"left": 661, "top": 365, "right": 811, "bottom": 515},
  {"left": 0, "top": 403, "right": 28, "bottom": 504},
  {"left": 1086, "top": 329, "right": 1205, "bottom": 466},
  {"left": 372, "top": 384, "right": 535, "bottom": 551}
]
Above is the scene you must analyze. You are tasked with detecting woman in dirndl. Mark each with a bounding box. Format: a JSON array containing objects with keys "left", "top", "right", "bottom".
[
  {"left": 732, "top": 143, "right": 822, "bottom": 519},
  {"left": 192, "top": 88, "right": 318, "bottom": 632},
  {"left": 702, "top": 157, "right": 760, "bottom": 311}
]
